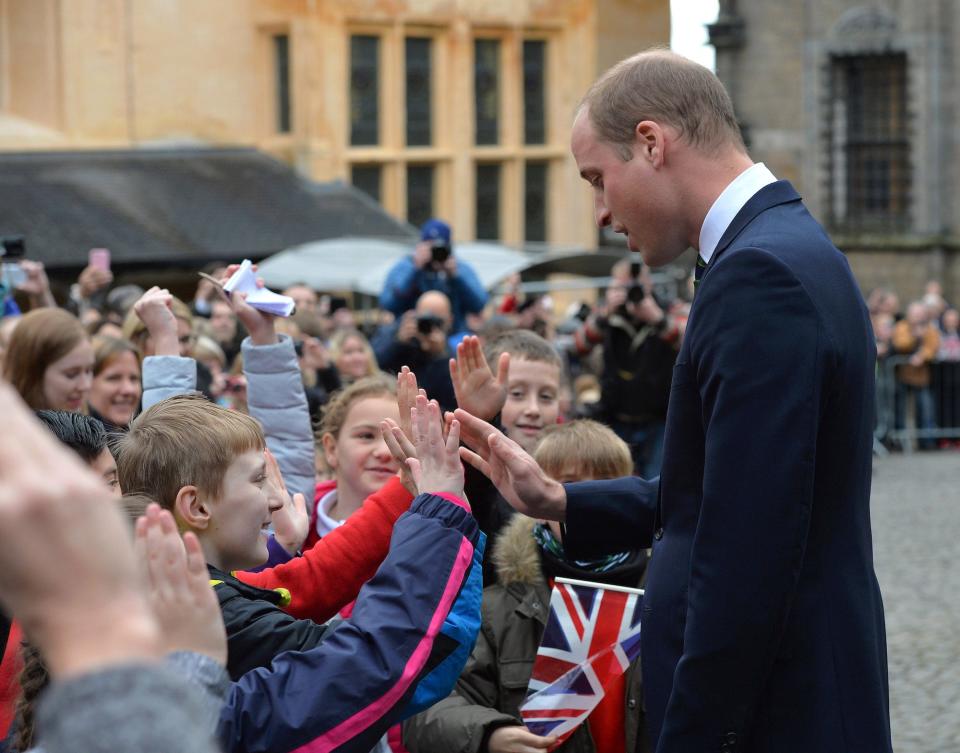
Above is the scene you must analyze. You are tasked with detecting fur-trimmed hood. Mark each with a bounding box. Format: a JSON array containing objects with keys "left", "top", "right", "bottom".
[
  {"left": 492, "top": 515, "right": 544, "bottom": 587},
  {"left": 493, "top": 514, "right": 651, "bottom": 591}
]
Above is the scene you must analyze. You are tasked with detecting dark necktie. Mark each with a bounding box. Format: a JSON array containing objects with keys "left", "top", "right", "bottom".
[{"left": 693, "top": 254, "right": 707, "bottom": 296}]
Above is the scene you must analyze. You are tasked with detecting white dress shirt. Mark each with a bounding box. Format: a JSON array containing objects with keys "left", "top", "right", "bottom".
[{"left": 698, "top": 162, "right": 778, "bottom": 264}]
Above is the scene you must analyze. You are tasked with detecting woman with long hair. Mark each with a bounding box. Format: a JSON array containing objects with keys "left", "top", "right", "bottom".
[
  {"left": 1, "top": 308, "right": 93, "bottom": 412},
  {"left": 87, "top": 336, "right": 143, "bottom": 431}
]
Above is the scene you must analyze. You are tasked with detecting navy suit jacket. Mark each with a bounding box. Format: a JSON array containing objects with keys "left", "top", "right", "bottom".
[{"left": 563, "top": 182, "right": 891, "bottom": 753}]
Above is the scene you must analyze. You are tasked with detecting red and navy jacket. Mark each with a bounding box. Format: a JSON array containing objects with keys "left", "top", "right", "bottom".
[{"left": 214, "top": 491, "right": 485, "bottom": 753}]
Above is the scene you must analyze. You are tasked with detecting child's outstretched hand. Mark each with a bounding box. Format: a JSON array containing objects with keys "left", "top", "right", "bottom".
[
  {"left": 449, "top": 335, "right": 509, "bottom": 421},
  {"left": 135, "top": 504, "right": 227, "bottom": 665},
  {"left": 134, "top": 286, "right": 181, "bottom": 356},
  {"left": 216, "top": 263, "right": 277, "bottom": 347},
  {"left": 388, "top": 366, "right": 427, "bottom": 495},
  {"left": 264, "top": 448, "right": 309, "bottom": 555},
  {"left": 403, "top": 394, "right": 465, "bottom": 500}
]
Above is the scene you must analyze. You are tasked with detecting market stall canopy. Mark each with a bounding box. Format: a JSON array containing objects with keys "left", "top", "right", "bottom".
[{"left": 257, "top": 238, "right": 629, "bottom": 296}]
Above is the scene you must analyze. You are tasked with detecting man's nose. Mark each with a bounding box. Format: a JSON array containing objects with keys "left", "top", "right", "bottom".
[{"left": 594, "top": 195, "right": 612, "bottom": 228}]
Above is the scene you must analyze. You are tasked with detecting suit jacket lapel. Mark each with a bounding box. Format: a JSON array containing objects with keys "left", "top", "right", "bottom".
[{"left": 702, "top": 180, "right": 802, "bottom": 278}]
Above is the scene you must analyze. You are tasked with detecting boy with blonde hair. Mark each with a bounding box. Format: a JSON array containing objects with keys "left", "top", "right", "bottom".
[
  {"left": 116, "top": 393, "right": 485, "bottom": 752},
  {"left": 445, "top": 332, "right": 564, "bottom": 586},
  {"left": 404, "top": 420, "right": 649, "bottom": 753}
]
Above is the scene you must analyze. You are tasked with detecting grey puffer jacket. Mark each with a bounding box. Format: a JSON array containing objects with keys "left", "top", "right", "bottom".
[
  {"left": 402, "top": 515, "right": 648, "bottom": 753},
  {"left": 140, "top": 334, "right": 315, "bottom": 503}
]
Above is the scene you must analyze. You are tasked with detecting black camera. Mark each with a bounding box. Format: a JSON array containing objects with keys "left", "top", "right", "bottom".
[
  {"left": 1, "top": 236, "right": 25, "bottom": 261},
  {"left": 430, "top": 243, "right": 451, "bottom": 265},
  {"left": 627, "top": 251, "right": 645, "bottom": 304},
  {"left": 417, "top": 313, "right": 445, "bottom": 335}
]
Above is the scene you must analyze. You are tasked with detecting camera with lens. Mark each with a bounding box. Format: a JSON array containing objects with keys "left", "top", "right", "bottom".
[
  {"left": 430, "top": 242, "right": 451, "bottom": 266},
  {"left": 416, "top": 313, "right": 446, "bottom": 335},
  {"left": 1, "top": 236, "right": 25, "bottom": 261},
  {"left": 627, "top": 250, "right": 645, "bottom": 304}
]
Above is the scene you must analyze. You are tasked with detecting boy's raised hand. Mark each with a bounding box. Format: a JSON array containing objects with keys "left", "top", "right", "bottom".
[
  {"left": 0, "top": 381, "right": 160, "bottom": 678},
  {"left": 216, "top": 263, "right": 277, "bottom": 346},
  {"left": 135, "top": 504, "right": 227, "bottom": 665},
  {"left": 404, "top": 394, "right": 465, "bottom": 500},
  {"left": 264, "top": 448, "right": 309, "bottom": 555},
  {"left": 454, "top": 408, "right": 566, "bottom": 522},
  {"left": 134, "top": 286, "right": 181, "bottom": 356},
  {"left": 449, "top": 335, "right": 509, "bottom": 421}
]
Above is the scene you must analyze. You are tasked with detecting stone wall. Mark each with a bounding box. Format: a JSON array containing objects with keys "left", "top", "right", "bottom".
[{"left": 711, "top": 0, "right": 959, "bottom": 303}]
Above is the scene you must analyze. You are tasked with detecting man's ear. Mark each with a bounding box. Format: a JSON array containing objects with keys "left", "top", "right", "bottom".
[
  {"left": 173, "top": 485, "right": 209, "bottom": 531},
  {"left": 321, "top": 433, "right": 338, "bottom": 471},
  {"left": 634, "top": 120, "right": 667, "bottom": 168}
]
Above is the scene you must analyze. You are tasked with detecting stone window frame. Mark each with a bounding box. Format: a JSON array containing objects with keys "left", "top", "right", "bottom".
[
  {"left": 344, "top": 23, "right": 450, "bottom": 226},
  {"left": 821, "top": 6, "right": 913, "bottom": 234}
]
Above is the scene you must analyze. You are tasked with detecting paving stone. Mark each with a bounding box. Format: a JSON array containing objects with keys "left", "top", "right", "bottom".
[{"left": 871, "top": 453, "right": 960, "bottom": 752}]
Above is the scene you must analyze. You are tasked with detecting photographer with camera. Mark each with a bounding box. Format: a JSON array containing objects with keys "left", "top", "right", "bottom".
[
  {"left": 1, "top": 236, "right": 57, "bottom": 315},
  {"left": 380, "top": 219, "right": 487, "bottom": 335},
  {"left": 573, "top": 254, "right": 680, "bottom": 477},
  {"left": 373, "top": 290, "right": 457, "bottom": 411}
]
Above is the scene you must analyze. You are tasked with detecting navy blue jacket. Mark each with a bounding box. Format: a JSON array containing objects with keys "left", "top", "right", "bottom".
[
  {"left": 563, "top": 182, "right": 891, "bottom": 753},
  {"left": 216, "top": 493, "right": 485, "bottom": 753}
]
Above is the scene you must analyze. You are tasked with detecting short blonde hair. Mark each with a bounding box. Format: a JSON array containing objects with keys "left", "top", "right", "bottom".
[
  {"left": 533, "top": 420, "right": 632, "bottom": 481},
  {"left": 115, "top": 394, "right": 264, "bottom": 510},
  {"left": 582, "top": 48, "right": 745, "bottom": 159}
]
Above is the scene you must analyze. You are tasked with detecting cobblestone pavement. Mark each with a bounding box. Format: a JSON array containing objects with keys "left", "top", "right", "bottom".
[{"left": 871, "top": 452, "right": 960, "bottom": 753}]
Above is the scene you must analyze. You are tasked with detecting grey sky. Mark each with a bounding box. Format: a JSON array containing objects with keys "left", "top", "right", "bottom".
[{"left": 670, "top": 0, "right": 719, "bottom": 70}]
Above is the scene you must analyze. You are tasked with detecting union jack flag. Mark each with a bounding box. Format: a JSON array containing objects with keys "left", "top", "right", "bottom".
[{"left": 520, "top": 577, "right": 643, "bottom": 745}]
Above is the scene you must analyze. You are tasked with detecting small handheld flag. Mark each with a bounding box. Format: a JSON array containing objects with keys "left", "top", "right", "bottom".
[{"left": 520, "top": 577, "right": 643, "bottom": 746}]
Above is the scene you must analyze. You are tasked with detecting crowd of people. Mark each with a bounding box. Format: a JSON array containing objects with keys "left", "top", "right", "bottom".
[
  {"left": 0, "top": 208, "right": 956, "bottom": 751},
  {"left": 0, "top": 48, "right": 911, "bottom": 753},
  {"left": 868, "top": 280, "right": 960, "bottom": 449},
  {"left": 0, "top": 216, "right": 685, "bottom": 753}
]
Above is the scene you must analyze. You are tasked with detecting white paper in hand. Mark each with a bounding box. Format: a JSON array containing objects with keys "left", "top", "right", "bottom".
[{"left": 222, "top": 259, "right": 295, "bottom": 318}]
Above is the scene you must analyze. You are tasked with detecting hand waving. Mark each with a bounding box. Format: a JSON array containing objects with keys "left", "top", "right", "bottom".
[
  {"left": 215, "top": 263, "right": 277, "bottom": 346},
  {"left": 404, "top": 395, "right": 465, "bottom": 500},
  {"left": 449, "top": 335, "right": 509, "bottom": 421},
  {"left": 264, "top": 448, "right": 309, "bottom": 555},
  {"left": 134, "top": 286, "right": 181, "bottom": 356},
  {"left": 134, "top": 504, "right": 227, "bottom": 665}
]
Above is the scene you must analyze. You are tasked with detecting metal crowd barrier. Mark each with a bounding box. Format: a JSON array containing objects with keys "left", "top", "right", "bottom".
[{"left": 875, "top": 355, "right": 960, "bottom": 453}]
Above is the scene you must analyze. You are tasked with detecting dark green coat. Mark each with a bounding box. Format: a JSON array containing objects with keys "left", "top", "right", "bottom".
[{"left": 403, "top": 516, "right": 648, "bottom": 753}]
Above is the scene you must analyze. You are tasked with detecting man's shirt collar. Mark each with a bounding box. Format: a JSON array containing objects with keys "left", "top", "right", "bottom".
[{"left": 698, "top": 162, "right": 777, "bottom": 264}]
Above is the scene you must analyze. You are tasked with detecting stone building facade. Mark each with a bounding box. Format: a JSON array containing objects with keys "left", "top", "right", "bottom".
[
  {"left": 710, "top": 1, "right": 959, "bottom": 301},
  {"left": 0, "top": 0, "right": 667, "bottom": 251}
]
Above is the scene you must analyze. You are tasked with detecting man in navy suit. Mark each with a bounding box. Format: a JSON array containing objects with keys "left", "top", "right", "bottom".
[{"left": 456, "top": 50, "right": 892, "bottom": 753}]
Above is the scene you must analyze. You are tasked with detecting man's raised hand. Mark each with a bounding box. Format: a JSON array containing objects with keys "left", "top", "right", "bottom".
[{"left": 454, "top": 408, "right": 566, "bottom": 521}]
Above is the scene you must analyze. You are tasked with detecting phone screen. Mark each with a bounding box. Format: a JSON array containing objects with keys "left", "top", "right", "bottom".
[
  {"left": 2, "top": 262, "right": 27, "bottom": 289},
  {"left": 89, "top": 248, "right": 111, "bottom": 271}
]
